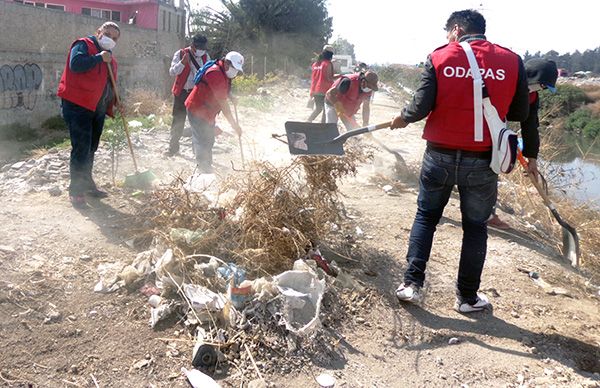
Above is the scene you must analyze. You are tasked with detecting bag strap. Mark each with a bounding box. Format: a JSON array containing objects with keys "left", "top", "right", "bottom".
[{"left": 459, "top": 41, "right": 484, "bottom": 142}]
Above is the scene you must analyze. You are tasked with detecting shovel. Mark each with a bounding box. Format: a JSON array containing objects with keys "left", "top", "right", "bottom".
[
  {"left": 231, "top": 99, "right": 245, "bottom": 167},
  {"left": 517, "top": 151, "right": 580, "bottom": 267},
  {"left": 284, "top": 121, "right": 392, "bottom": 155},
  {"left": 106, "top": 64, "right": 156, "bottom": 189}
]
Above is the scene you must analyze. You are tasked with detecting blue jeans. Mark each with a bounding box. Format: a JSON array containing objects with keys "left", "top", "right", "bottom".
[
  {"left": 404, "top": 148, "right": 498, "bottom": 302},
  {"left": 62, "top": 100, "right": 106, "bottom": 196},
  {"left": 187, "top": 112, "right": 215, "bottom": 173}
]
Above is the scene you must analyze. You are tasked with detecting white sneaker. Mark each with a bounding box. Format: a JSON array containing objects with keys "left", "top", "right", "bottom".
[
  {"left": 454, "top": 293, "right": 492, "bottom": 313},
  {"left": 396, "top": 283, "right": 422, "bottom": 304}
]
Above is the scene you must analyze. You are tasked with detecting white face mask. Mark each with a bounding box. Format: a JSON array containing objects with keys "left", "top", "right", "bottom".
[
  {"left": 98, "top": 35, "right": 116, "bottom": 51},
  {"left": 226, "top": 67, "right": 239, "bottom": 79},
  {"left": 361, "top": 86, "right": 372, "bottom": 93},
  {"left": 196, "top": 49, "right": 206, "bottom": 56}
]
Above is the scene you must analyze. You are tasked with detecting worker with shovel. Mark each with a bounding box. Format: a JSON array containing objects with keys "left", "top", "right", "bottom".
[
  {"left": 166, "top": 34, "right": 211, "bottom": 157},
  {"left": 390, "top": 10, "right": 530, "bottom": 312},
  {"left": 325, "top": 71, "right": 378, "bottom": 130},
  {"left": 57, "top": 21, "right": 122, "bottom": 209},
  {"left": 487, "top": 58, "right": 558, "bottom": 229},
  {"left": 184, "top": 51, "right": 244, "bottom": 173}
]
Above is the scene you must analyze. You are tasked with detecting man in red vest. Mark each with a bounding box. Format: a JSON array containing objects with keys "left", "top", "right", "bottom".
[
  {"left": 166, "top": 34, "right": 210, "bottom": 156},
  {"left": 390, "top": 10, "right": 530, "bottom": 312},
  {"left": 325, "top": 71, "right": 379, "bottom": 130},
  {"left": 57, "top": 22, "right": 121, "bottom": 209},
  {"left": 184, "top": 51, "right": 244, "bottom": 173},
  {"left": 307, "top": 44, "right": 335, "bottom": 123}
]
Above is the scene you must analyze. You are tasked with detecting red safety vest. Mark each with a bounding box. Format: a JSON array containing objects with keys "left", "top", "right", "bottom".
[
  {"left": 57, "top": 37, "right": 117, "bottom": 115},
  {"left": 424, "top": 40, "right": 520, "bottom": 151},
  {"left": 172, "top": 47, "right": 209, "bottom": 96},
  {"left": 185, "top": 60, "right": 231, "bottom": 125},
  {"left": 328, "top": 73, "right": 372, "bottom": 116},
  {"left": 310, "top": 60, "right": 333, "bottom": 96}
]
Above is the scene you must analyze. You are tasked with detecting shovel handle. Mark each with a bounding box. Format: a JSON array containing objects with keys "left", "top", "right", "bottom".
[
  {"left": 517, "top": 151, "right": 553, "bottom": 208},
  {"left": 329, "top": 121, "right": 392, "bottom": 143},
  {"left": 107, "top": 64, "right": 139, "bottom": 172}
]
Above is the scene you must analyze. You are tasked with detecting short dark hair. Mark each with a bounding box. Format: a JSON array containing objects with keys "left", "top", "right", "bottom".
[
  {"left": 192, "top": 34, "right": 208, "bottom": 48},
  {"left": 445, "top": 9, "right": 486, "bottom": 34}
]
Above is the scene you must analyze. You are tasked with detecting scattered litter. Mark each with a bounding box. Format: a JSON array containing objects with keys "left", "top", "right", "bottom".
[
  {"left": 93, "top": 262, "right": 125, "bottom": 293},
  {"left": 150, "top": 301, "right": 176, "bottom": 329},
  {"left": 128, "top": 120, "right": 143, "bottom": 128},
  {"left": 316, "top": 373, "right": 336, "bottom": 388},
  {"left": 43, "top": 310, "right": 62, "bottom": 324},
  {"left": 183, "top": 172, "right": 216, "bottom": 193},
  {"left": 183, "top": 284, "right": 227, "bottom": 312},
  {"left": 448, "top": 337, "right": 460, "bottom": 345},
  {"left": 148, "top": 295, "right": 162, "bottom": 308},
  {"left": 181, "top": 367, "right": 221, "bottom": 388},
  {"left": 170, "top": 228, "right": 206, "bottom": 248},
  {"left": 275, "top": 270, "right": 325, "bottom": 336},
  {"left": 355, "top": 226, "right": 364, "bottom": 238},
  {"left": 382, "top": 184, "right": 393, "bottom": 193},
  {"left": 132, "top": 358, "right": 152, "bottom": 370},
  {"left": 191, "top": 330, "right": 218, "bottom": 373}
]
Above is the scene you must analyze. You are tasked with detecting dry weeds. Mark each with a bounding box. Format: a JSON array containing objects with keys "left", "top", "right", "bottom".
[
  {"left": 136, "top": 143, "right": 372, "bottom": 275},
  {"left": 498, "top": 129, "right": 600, "bottom": 281},
  {"left": 125, "top": 89, "right": 170, "bottom": 116}
]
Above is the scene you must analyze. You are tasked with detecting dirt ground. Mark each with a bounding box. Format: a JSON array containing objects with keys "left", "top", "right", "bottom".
[{"left": 0, "top": 84, "right": 599, "bottom": 388}]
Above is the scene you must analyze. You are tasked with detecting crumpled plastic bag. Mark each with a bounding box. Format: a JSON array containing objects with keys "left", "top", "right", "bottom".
[
  {"left": 170, "top": 228, "right": 206, "bottom": 247},
  {"left": 274, "top": 270, "right": 325, "bottom": 336}
]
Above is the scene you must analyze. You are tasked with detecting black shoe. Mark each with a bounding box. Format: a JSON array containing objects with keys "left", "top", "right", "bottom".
[{"left": 87, "top": 188, "right": 109, "bottom": 198}]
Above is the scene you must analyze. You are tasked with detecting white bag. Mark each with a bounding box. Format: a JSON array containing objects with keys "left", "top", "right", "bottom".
[{"left": 460, "top": 42, "right": 518, "bottom": 174}]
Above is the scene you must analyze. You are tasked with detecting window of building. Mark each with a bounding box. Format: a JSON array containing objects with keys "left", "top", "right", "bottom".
[
  {"left": 168, "top": 12, "right": 171, "bottom": 32},
  {"left": 82, "top": 7, "right": 120, "bottom": 21},
  {"left": 162, "top": 10, "right": 166, "bottom": 31},
  {"left": 45, "top": 3, "right": 65, "bottom": 10}
]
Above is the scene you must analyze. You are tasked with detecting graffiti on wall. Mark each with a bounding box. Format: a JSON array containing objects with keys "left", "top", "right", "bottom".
[{"left": 0, "top": 64, "right": 43, "bottom": 110}]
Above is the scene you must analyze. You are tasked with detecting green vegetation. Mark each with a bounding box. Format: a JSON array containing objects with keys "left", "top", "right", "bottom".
[
  {"left": 232, "top": 74, "right": 262, "bottom": 95},
  {"left": 191, "top": 0, "right": 332, "bottom": 76},
  {"left": 41, "top": 115, "right": 67, "bottom": 131},
  {"left": 540, "top": 84, "right": 590, "bottom": 119}
]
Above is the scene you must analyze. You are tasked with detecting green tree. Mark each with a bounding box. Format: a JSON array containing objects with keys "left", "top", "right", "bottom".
[{"left": 191, "top": 0, "right": 332, "bottom": 75}]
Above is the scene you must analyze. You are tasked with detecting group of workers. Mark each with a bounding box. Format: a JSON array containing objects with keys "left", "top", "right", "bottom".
[{"left": 57, "top": 9, "right": 559, "bottom": 314}]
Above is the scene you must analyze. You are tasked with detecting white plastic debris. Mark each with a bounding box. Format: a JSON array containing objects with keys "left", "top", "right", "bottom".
[
  {"left": 355, "top": 226, "right": 364, "bottom": 237},
  {"left": 316, "top": 373, "right": 336, "bottom": 387},
  {"left": 183, "top": 284, "right": 227, "bottom": 311},
  {"left": 181, "top": 367, "right": 221, "bottom": 388},
  {"left": 183, "top": 172, "right": 216, "bottom": 193},
  {"left": 128, "top": 120, "right": 143, "bottom": 128},
  {"left": 382, "top": 184, "right": 393, "bottom": 193},
  {"left": 274, "top": 270, "right": 325, "bottom": 336},
  {"left": 148, "top": 295, "right": 162, "bottom": 308},
  {"left": 150, "top": 301, "right": 175, "bottom": 329}
]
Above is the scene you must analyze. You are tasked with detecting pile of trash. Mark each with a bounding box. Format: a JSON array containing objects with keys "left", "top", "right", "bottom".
[
  {"left": 137, "top": 146, "right": 371, "bottom": 274},
  {"left": 94, "top": 245, "right": 365, "bottom": 386}
]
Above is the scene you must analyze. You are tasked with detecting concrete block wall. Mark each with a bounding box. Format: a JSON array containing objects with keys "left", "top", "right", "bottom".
[{"left": 0, "top": 0, "right": 185, "bottom": 127}]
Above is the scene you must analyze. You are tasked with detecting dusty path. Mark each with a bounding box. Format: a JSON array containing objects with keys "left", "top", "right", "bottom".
[{"left": 0, "top": 84, "right": 599, "bottom": 387}]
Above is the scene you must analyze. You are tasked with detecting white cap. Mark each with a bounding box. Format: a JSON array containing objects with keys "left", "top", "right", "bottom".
[
  {"left": 322, "top": 44, "right": 334, "bottom": 53},
  {"left": 225, "top": 51, "right": 244, "bottom": 71}
]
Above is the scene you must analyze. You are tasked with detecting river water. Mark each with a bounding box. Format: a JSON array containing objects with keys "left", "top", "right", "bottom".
[{"left": 545, "top": 133, "right": 600, "bottom": 209}]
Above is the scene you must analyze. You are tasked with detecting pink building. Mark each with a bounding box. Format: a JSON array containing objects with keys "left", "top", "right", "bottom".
[{"left": 12, "top": 0, "right": 185, "bottom": 31}]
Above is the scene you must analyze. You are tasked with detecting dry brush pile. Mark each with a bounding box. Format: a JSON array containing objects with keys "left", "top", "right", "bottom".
[{"left": 136, "top": 142, "right": 372, "bottom": 275}]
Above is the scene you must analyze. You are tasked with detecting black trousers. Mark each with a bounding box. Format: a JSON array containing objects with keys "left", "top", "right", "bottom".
[{"left": 168, "top": 89, "right": 191, "bottom": 153}]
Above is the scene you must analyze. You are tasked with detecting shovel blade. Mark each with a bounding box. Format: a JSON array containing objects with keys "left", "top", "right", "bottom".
[{"left": 284, "top": 121, "right": 344, "bottom": 156}]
